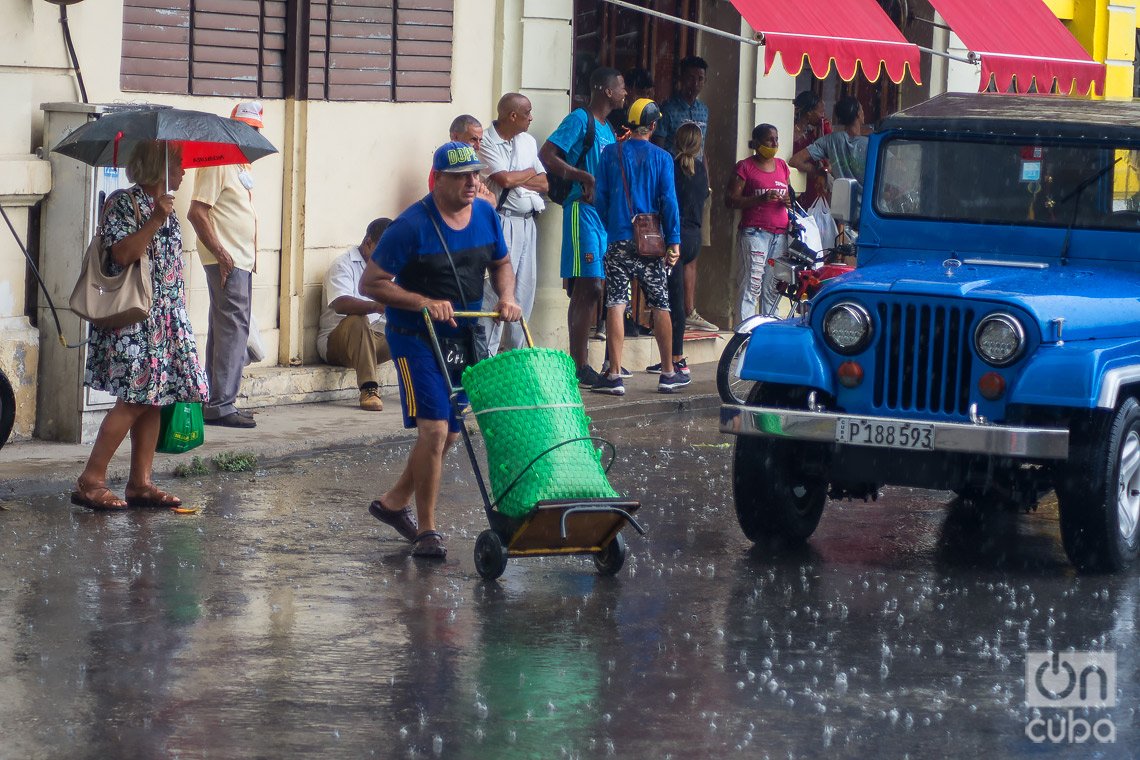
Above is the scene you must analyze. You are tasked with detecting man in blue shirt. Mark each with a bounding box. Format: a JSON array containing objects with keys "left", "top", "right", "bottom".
[
  {"left": 593, "top": 99, "right": 689, "bottom": 396},
  {"left": 653, "top": 55, "right": 718, "bottom": 334},
  {"left": 361, "top": 141, "right": 521, "bottom": 559},
  {"left": 539, "top": 67, "right": 627, "bottom": 388},
  {"left": 653, "top": 56, "right": 709, "bottom": 154}
]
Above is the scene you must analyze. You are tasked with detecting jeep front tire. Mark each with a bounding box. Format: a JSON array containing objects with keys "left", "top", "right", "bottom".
[
  {"left": 732, "top": 384, "right": 829, "bottom": 543},
  {"left": 1056, "top": 397, "right": 1140, "bottom": 572}
]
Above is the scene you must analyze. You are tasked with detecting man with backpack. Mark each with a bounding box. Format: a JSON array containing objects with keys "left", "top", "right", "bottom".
[{"left": 539, "top": 67, "right": 627, "bottom": 387}]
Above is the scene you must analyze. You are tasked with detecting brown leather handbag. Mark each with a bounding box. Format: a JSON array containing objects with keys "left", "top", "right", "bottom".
[
  {"left": 617, "top": 141, "right": 666, "bottom": 258},
  {"left": 69, "top": 190, "right": 153, "bottom": 329}
]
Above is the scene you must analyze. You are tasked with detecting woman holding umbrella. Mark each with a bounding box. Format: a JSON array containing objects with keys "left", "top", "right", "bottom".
[{"left": 72, "top": 140, "right": 208, "bottom": 510}]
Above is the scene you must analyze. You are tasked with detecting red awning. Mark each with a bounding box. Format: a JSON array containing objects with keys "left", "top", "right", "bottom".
[
  {"left": 928, "top": 0, "right": 1105, "bottom": 95},
  {"left": 729, "top": 0, "right": 921, "bottom": 85}
]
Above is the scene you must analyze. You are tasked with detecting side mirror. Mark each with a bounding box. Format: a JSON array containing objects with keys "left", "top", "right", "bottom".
[{"left": 831, "top": 178, "right": 860, "bottom": 227}]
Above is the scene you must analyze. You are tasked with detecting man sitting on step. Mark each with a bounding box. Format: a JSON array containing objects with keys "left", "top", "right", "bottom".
[{"left": 316, "top": 218, "right": 393, "bottom": 411}]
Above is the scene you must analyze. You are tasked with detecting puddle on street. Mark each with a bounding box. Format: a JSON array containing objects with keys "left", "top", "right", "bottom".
[{"left": 0, "top": 411, "right": 1136, "bottom": 757}]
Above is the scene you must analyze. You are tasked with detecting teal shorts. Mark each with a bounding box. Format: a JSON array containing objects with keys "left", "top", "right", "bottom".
[{"left": 560, "top": 201, "right": 607, "bottom": 279}]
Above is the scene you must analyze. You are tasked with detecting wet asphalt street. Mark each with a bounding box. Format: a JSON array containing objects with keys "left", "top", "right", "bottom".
[{"left": 1, "top": 407, "right": 1137, "bottom": 759}]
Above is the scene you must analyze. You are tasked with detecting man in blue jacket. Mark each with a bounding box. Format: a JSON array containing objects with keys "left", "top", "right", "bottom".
[{"left": 592, "top": 99, "right": 689, "bottom": 395}]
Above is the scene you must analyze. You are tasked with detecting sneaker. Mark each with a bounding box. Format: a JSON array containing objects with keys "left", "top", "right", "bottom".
[
  {"left": 359, "top": 387, "right": 383, "bottom": 411},
  {"left": 646, "top": 358, "right": 689, "bottom": 375},
  {"left": 577, "top": 365, "right": 601, "bottom": 387},
  {"left": 601, "top": 360, "right": 632, "bottom": 378},
  {"left": 658, "top": 371, "right": 692, "bottom": 393},
  {"left": 685, "top": 310, "right": 719, "bottom": 332},
  {"left": 591, "top": 374, "right": 626, "bottom": 396},
  {"left": 591, "top": 324, "right": 607, "bottom": 341}
]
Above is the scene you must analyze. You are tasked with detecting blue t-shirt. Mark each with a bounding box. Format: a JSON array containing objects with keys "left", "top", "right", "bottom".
[
  {"left": 595, "top": 138, "right": 681, "bottom": 246},
  {"left": 373, "top": 196, "right": 508, "bottom": 346},
  {"left": 546, "top": 108, "right": 616, "bottom": 205}
]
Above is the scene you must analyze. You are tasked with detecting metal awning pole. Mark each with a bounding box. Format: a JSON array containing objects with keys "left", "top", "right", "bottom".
[
  {"left": 917, "top": 44, "right": 976, "bottom": 65},
  {"left": 600, "top": 0, "right": 762, "bottom": 47}
]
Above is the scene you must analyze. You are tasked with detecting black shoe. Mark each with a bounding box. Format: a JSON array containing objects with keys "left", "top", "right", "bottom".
[
  {"left": 576, "top": 365, "right": 601, "bottom": 387},
  {"left": 658, "top": 372, "right": 692, "bottom": 393},
  {"left": 205, "top": 412, "right": 257, "bottom": 428}
]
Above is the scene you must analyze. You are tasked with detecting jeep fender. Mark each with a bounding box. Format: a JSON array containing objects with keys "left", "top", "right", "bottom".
[
  {"left": 1010, "top": 337, "right": 1140, "bottom": 410},
  {"left": 738, "top": 321, "right": 835, "bottom": 394},
  {"left": 732, "top": 315, "right": 778, "bottom": 335}
]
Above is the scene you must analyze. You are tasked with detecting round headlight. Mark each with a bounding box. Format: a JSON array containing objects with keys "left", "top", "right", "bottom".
[
  {"left": 823, "top": 301, "right": 873, "bottom": 354},
  {"left": 974, "top": 313, "right": 1025, "bottom": 367}
]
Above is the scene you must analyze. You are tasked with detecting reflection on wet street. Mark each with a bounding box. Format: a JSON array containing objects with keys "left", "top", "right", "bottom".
[{"left": 1, "top": 409, "right": 1136, "bottom": 758}]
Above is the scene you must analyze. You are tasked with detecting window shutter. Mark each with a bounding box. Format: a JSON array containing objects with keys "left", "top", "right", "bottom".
[
  {"left": 310, "top": 0, "right": 395, "bottom": 102},
  {"left": 122, "top": 0, "right": 450, "bottom": 102},
  {"left": 121, "top": 0, "right": 191, "bottom": 95},
  {"left": 394, "top": 0, "right": 452, "bottom": 103},
  {"left": 190, "top": 0, "right": 285, "bottom": 98}
]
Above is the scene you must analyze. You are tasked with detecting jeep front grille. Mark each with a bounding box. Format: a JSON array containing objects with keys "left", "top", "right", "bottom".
[{"left": 873, "top": 303, "right": 975, "bottom": 417}]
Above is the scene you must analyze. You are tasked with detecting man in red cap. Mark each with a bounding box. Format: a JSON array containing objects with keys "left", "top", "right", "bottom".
[{"left": 188, "top": 101, "right": 265, "bottom": 428}]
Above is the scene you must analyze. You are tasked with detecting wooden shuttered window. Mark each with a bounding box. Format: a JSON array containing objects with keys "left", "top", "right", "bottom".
[
  {"left": 122, "top": 0, "right": 451, "bottom": 102},
  {"left": 121, "top": 1, "right": 191, "bottom": 95},
  {"left": 394, "top": 0, "right": 452, "bottom": 103},
  {"left": 308, "top": 0, "right": 395, "bottom": 101},
  {"left": 121, "top": 0, "right": 285, "bottom": 98}
]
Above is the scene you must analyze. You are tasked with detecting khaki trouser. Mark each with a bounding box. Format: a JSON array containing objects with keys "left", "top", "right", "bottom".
[{"left": 326, "top": 315, "right": 391, "bottom": 388}]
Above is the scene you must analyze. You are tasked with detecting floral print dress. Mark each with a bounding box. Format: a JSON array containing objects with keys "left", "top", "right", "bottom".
[{"left": 84, "top": 185, "right": 209, "bottom": 406}]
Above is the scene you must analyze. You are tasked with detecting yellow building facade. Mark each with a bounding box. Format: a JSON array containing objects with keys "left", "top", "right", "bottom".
[{"left": 1046, "top": 0, "right": 1138, "bottom": 99}]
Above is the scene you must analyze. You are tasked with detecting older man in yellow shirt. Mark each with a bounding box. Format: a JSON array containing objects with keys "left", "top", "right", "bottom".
[{"left": 187, "top": 101, "right": 263, "bottom": 429}]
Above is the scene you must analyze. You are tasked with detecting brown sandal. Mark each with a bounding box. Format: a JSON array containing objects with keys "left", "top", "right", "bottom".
[
  {"left": 124, "top": 485, "right": 182, "bottom": 509},
  {"left": 70, "top": 485, "right": 128, "bottom": 511}
]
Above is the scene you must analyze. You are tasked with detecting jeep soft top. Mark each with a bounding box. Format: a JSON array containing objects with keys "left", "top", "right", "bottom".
[{"left": 880, "top": 92, "right": 1140, "bottom": 144}]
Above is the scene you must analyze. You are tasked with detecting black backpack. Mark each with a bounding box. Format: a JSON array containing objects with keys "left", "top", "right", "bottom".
[{"left": 547, "top": 108, "right": 596, "bottom": 206}]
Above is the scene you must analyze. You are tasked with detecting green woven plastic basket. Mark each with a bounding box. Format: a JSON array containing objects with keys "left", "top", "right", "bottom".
[{"left": 462, "top": 348, "right": 618, "bottom": 518}]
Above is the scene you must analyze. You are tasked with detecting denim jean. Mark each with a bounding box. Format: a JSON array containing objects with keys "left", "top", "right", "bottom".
[{"left": 737, "top": 227, "right": 786, "bottom": 320}]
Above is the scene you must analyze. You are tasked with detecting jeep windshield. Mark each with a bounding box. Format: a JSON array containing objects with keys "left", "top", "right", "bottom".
[{"left": 874, "top": 137, "right": 1140, "bottom": 231}]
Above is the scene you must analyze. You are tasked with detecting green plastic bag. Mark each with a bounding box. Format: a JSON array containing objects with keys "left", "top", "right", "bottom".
[{"left": 157, "top": 402, "right": 205, "bottom": 454}]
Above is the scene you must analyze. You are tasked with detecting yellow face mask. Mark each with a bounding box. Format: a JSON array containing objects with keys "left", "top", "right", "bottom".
[{"left": 756, "top": 145, "right": 778, "bottom": 160}]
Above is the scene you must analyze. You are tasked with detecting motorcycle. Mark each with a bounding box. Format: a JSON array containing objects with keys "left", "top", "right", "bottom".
[{"left": 716, "top": 211, "right": 856, "bottom": 405}]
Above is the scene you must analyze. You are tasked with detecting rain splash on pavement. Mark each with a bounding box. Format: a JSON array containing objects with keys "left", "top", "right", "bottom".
[{"left": 0, "top": 409, "right": 1136, "bottom": 758}]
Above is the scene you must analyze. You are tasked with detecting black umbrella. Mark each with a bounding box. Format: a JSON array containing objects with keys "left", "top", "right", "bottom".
[{"left": 51, "top": 106, "right": 277, "bottom": 169}]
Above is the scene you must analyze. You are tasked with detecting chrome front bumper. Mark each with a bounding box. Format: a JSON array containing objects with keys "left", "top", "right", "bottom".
[{"left": 720, "top": 404, "right": 1069, "bottom": 460}]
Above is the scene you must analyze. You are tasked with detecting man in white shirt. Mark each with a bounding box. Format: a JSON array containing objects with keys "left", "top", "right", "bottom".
[
  {"left": 317, "top": 218, "right": 392, "bottom": 411},
  {"left": 188, "top": 100, "right": 264, "bottom": 428},
  {"left": 478, "top": 93, "right": 548, "bottom": 353}
]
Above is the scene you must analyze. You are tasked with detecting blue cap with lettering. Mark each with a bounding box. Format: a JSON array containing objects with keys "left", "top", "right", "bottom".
[{"left": 432, "top": 141, "right": 484, "bottom": 174}]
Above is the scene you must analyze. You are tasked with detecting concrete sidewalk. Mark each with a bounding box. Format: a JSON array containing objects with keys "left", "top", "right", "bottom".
[{"left": 0, "top": 360, "right": 721, "bottom": 500}]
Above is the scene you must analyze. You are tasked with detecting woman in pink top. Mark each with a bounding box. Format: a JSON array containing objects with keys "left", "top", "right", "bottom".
[{"left": 726, "top": 123, "right": 790, "bottom": 319}]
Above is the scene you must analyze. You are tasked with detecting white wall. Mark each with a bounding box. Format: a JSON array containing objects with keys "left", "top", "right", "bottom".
[{"left": 0, "top": 0, "right": 499, "bottom": 436}]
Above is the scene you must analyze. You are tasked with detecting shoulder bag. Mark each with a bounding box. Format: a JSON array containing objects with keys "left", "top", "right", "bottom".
[
  {"left": 617, "top": 141, "right": 666, "bottom": 258},
  {"left": 421, "top": 201, "right": 484, "bottom": 373},
  {"left": 69, "top": 190, "right": 153, "bottom": 329}
]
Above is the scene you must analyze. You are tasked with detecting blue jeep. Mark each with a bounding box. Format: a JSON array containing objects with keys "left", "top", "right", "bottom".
[{"left": 721, "top": 92, "right": 1140, "bottom": 572}]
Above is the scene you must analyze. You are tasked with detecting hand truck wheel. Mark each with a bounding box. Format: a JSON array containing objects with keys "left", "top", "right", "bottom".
[
  {"left": 593, "top": 533, "right": 627, "bottom": 576},
  {"left": 474, "top": 529, "right": 509, "bottom": 580}
]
